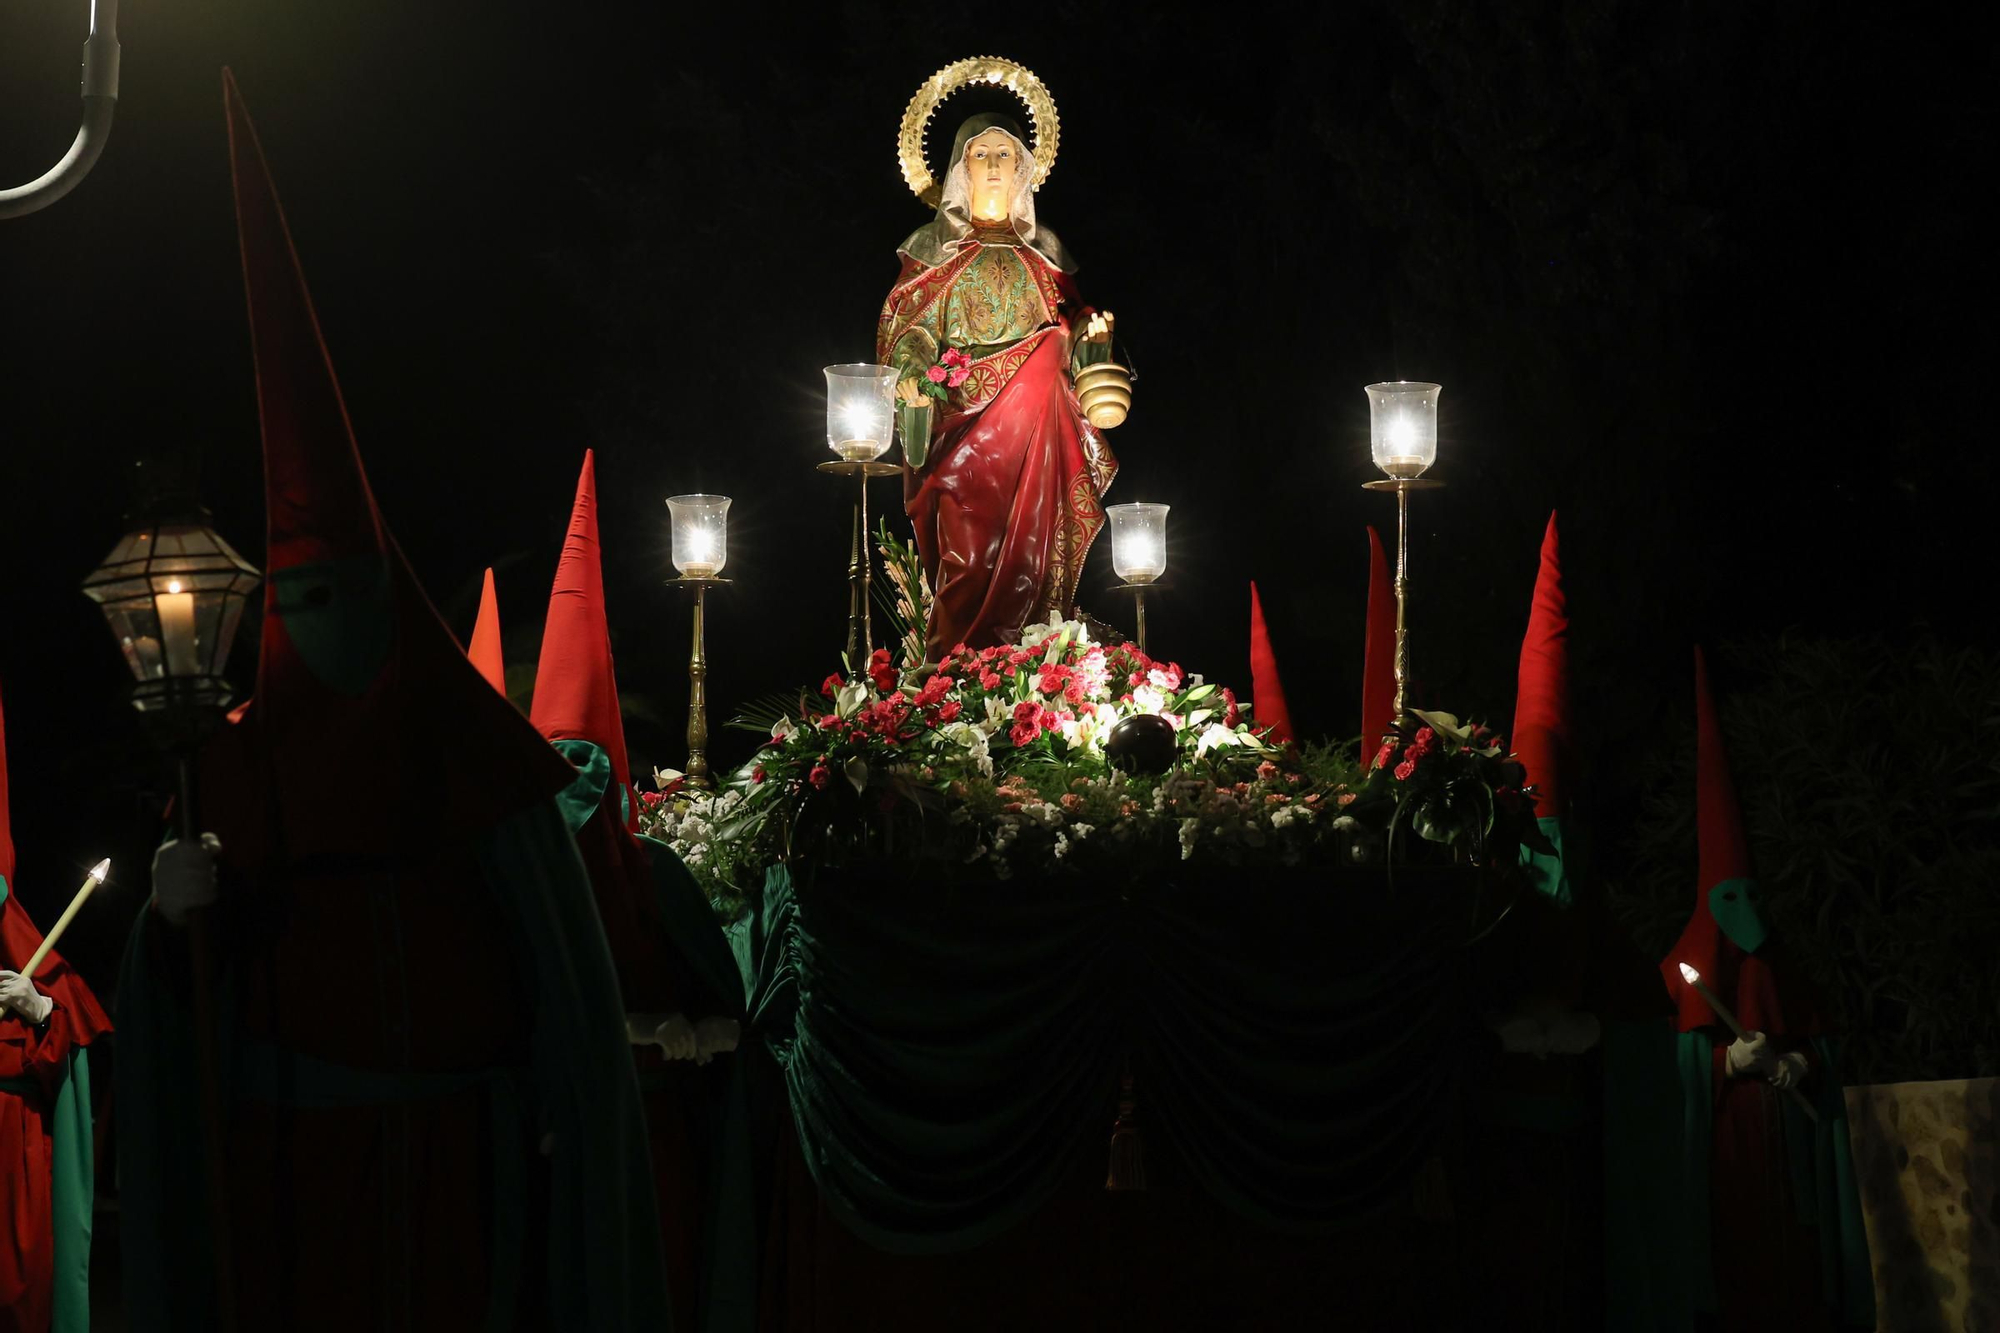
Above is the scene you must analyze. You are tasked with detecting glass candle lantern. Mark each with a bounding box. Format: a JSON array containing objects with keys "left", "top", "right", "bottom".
[
  {"left": 1365, "top": 381, "right": 1441, "bottom": 478},
  {"left": 824, "top": 364, "right": 900, "bottom": 462},
  {"left": 666, "top": 494, "right": 731, "bottom": 578},
  {"left": 1106, "top": 502, "right": 1169, "bottom": 585},
  {"left": 81, "top": 517, "right": 263, "bottom": 713}
]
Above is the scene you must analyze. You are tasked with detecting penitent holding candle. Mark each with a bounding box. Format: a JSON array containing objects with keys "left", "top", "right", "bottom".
[{"left": 1678, "top": 962, "right": 1816, "bottom": 1121}]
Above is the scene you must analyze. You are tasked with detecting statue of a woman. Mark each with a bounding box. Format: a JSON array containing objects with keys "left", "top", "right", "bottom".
[{"left": 881, "top": 64, "right": 1128, "bottom": 657}]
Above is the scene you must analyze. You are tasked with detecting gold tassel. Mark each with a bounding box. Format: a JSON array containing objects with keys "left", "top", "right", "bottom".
[{"left": 1104, "top": 1065, "right": 1146, "bottom": 1191}]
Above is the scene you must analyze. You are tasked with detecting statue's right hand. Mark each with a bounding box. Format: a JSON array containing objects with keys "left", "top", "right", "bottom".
[{"left": 152, "top": 833, "right": 221, "bottom": 926}]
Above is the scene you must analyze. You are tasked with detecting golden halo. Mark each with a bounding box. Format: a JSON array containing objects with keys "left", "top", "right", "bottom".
[{"left": 898, "top": 56, "right": 1059, "bottom": 210}]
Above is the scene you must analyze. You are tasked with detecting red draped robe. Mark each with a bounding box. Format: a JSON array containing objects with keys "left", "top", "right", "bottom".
[
  {"left": 881, "top": 235, "right": 1117, "bottom": 656},
  {"left": 0, "top": 894, "right": 110, "bottom": 1333}
]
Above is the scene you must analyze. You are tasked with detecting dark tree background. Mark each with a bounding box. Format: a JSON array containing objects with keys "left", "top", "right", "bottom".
[{"left": 2, "top": 4, "right": 1994, "bottom": 1071}]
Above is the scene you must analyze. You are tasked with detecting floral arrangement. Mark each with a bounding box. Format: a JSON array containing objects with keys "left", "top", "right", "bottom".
[
  {"left": 635, "top": 615, "right": 1547, "bottom": 918},
  {"left": 637, "top": 613, "right": 1330, "bottom": 911},
  {"left": 913, "top": 345, "right": 974, "bottom": 404},
  {"left": 1345, "top": 709, "right": 1551, "bottom": 861}
]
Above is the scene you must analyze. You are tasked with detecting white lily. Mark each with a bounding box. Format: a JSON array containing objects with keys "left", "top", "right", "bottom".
[
  {"left": 835, "top": 680, "right": 870, "bottom": 719},
  {"left": 843, "top": 755, "right": 870, "bottom": 795},
  {"left": 769, "top": 716, "right": 797, "bottom": 744},
  {"left": 1195, "top": 723, "right": 1239, "bottom": 758}
]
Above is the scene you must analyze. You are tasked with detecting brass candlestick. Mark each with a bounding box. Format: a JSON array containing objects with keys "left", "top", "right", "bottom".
[
  {"left": 1361, "top": 476, "right": 1444, "bottom": 726},
  {"left": 1111, "top": 580, "right": 1163, "bottom": 655},
  {"left": 670, "top": 575, "right": 728, "bottom": 791},
  {"left": 818, "top": 458, "right": 900, "bottom": 665}
]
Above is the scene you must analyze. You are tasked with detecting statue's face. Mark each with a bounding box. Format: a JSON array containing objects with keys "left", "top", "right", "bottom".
[{"left": 965, "top": 129, "right": 1020, "bottom": 222}]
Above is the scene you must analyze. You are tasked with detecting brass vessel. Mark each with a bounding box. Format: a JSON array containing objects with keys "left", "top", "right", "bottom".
[{"left": 1075, "top": 361, "right": 1133, "bottom": 429}]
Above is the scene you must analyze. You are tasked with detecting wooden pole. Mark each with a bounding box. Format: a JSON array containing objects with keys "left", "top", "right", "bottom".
[{"left": 178, "top": 759, "right": 240, "bottom": 1330}]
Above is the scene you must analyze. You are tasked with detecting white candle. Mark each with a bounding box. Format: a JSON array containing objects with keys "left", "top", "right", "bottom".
[
  {"left": 17, "top": 860, "right": 110, "bottom": 982},
  {"left": 158, "top": 581, "right": 201, "bottom": 677}
]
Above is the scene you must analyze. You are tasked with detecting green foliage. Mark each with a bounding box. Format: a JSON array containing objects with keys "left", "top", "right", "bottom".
[{"left": 1604, "top": 636, "right": 2000, "bottom": 1085}]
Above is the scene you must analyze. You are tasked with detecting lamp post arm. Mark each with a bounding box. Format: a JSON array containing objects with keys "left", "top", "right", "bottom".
[{"left": 0, "top": 0, "right": 121, "bottom": 221}]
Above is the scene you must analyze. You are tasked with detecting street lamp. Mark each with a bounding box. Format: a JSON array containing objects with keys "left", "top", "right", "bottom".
[
  {"left": 82, "top": 511, "right": 262, "bottom": 731},
  {"left": 80, "top": 501, "right": 253, "bottom": 1331},
  {"left": 0, "top": 0, "right": 122, "bottom": 220}
]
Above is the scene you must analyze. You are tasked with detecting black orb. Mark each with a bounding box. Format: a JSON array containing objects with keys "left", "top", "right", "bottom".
[{"left": 1106, "top": 713, "right": 1178, "bottom": 774}]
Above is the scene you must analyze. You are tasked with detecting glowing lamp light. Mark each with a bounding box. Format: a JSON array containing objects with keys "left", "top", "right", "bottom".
[
  {"left": 82, "top": 515, "right": 262, "bottom": 714},
  {"left": 666, "top": 494, "right": 731, "bottom": 578},
  {"left": 1365, "top": 381, "right": 1441, "bottom": 479},
  {"left": 824, "top": 363, "right": 900, "bottom": 462},
  {"left": 1678, "top": 963, "right": 1700, "bottom": 984},
  {"left": 1106, "top": 502, "right": 1168, "bottom": 585}
]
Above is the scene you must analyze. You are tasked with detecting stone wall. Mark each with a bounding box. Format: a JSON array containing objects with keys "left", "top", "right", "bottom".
[{"left": 1845, "top": 1077, "right": 1999, "bottom": 1332}]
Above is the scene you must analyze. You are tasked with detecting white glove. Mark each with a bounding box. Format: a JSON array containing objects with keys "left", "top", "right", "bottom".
[
  {"left": 1768, "top": 1050, "right": 1809, "bottom": 1091},
  {"left": 152, "top": 833, "right": 222, "bottom": 926},
  {"left": 0, "top": 971, "right": 53, "bottom": 1025},
  {"left": 1544, "top": 1010, "right": 1602, "bottom": 1056},
  {"left": 1491, "top": 1012, "right": 1552, "bottom": 1058},
  {"left": 626, "top": 1012, "right": 697, "bottom": 1061},
  {"left": 692, "top": 1016, "right": 741, "bottom": 1066},
  {"left": 1726, "top": 1031, "right": 1777, "bottom": 1078}
]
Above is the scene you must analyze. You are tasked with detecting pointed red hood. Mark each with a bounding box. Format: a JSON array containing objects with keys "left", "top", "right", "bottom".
[
  {"left": 1512, "top": 513, "right": 1569, "bottom": 818},
  {"left": 468, "top": 567, "right": 505, "bottom": 694},
  {"left": 221, "top": 69, "right": 572, "bottom": 856},
  {"left": 0, "top": 681, "right": 112, "bottom": 1046},
  {"left": 531, "top": 451, "right": 638, "bottom": 831},
  {"left": 526, "top": 455, "right": 680, "bottom": 1011},
  {"left": 1361, "top": 526, "right": 1396, "bottom": 746},
  {"left": 1661, "top": 647, "right": 1819, "bottom": 1035},
  {"left": 1248, "top": 581, "right": 1294, "bottom": 744}
]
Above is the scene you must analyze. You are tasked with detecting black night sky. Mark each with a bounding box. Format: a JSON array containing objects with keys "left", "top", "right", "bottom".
[{"left": 3, "top": 4, "right": 1996, "bottom": 1045}]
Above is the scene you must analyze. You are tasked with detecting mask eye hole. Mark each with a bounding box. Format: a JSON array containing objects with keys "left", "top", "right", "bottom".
[
  {"left": 305, "top": 585, "right": 333, "bottom": 607},
  {"left": 1723, "top": 890, "right": 1738, "bottom": 902}
]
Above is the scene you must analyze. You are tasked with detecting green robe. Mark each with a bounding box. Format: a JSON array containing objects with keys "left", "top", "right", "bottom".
[{"left": 115, "top": 799, "right": 671, "bottom": 1330}]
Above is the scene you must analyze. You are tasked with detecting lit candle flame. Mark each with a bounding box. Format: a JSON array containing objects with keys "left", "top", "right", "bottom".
[
  {"left": 89, "top": 858, "right": 111, "bottom": 883},
  {"left": 1678, "top": 962, "right": 1700, "bottom": 984},
  {"left": 165, "top": 578, "right": 184, "bottom": 594}
]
